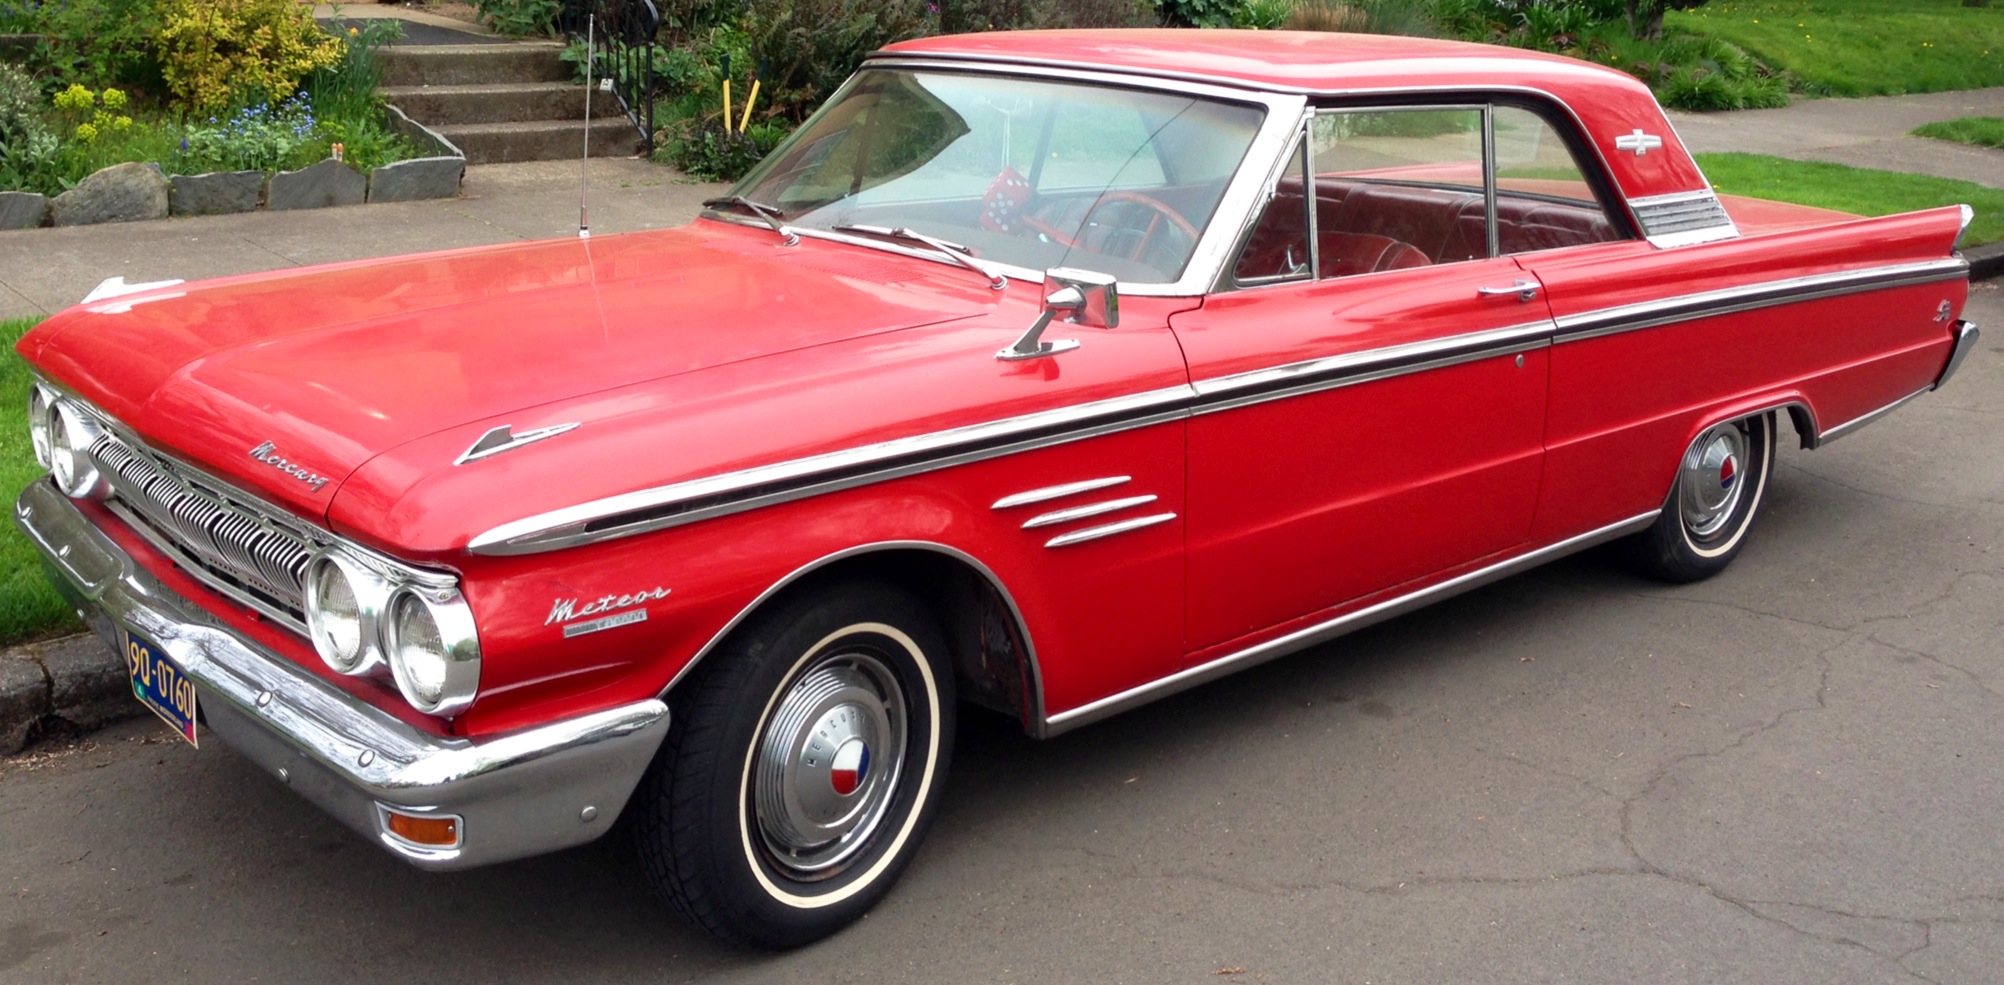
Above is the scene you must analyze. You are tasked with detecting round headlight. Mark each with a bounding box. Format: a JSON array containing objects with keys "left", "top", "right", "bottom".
[
  {"left": 384, "top": 589, "right": 480, "bottom": 716},
  {"left": 28, "top": 387, "right": 52, "bottom": 470},
  {"left": 304, "top": 551, "right": 391, "bottom": 675},
  {"left": 48, "top": 400, "right": 106, "bottom": 499}
]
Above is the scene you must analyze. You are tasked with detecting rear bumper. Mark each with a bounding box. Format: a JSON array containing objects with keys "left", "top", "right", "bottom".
[
  {"left": 15, "top": 477, "right": 670, "bottom": 870},
  {"left": 1937, "top": 320, "right": 1979, "bottom": 390}
]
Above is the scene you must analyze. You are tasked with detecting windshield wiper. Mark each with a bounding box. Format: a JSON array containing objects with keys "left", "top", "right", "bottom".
[
  {"left": 834, "top": 224, "right": 1009, "bottom": 290},
  {"left": 702, "top": 195, "right": 799, "bottom": 246}
]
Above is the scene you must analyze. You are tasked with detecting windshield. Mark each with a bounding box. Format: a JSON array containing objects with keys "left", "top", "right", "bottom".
[{"left": 727, "top": 69, "right": 1266, "bottom": 284}]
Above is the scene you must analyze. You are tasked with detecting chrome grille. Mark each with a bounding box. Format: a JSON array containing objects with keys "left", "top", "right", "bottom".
[{"left": 89, "top": 433, "right": 319, "bottom": 625}]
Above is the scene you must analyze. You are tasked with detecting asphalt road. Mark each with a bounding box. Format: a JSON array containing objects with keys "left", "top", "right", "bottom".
[{"left": 2, "top": 285, "right": 2000, "bottom": 984}]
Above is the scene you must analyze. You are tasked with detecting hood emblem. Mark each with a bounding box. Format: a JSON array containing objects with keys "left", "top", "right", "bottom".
[
  {"left": 248, "top": 441, "right": 331, "bottom": 493},
  {"left": 455, "top": 422, "right": 581, "bottom": 466}
]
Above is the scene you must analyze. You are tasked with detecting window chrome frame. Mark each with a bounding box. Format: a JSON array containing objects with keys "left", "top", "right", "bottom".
[{"left": 710, "top": 58, "right": 1309, "bottom": 298}]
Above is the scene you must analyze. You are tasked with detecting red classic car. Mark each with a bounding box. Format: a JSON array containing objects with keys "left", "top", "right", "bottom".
[{"left": 15, "top": 30, "right": 1978, "bottom": 947}]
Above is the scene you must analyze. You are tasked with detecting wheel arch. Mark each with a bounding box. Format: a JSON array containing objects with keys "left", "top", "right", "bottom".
[
  {"left": 660, "top": 542, "right": 1045, "bottom": 732},
  {"left": 1678, "top": 397, "right": 1817, "bottom": 462}
]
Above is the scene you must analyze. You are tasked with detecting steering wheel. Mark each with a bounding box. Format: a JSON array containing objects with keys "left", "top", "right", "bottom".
[{"left": 1023, "top": 191, "right": 1201, "bottom": 264}]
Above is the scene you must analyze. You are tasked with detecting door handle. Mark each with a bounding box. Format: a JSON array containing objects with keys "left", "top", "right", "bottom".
[{"left": 1477, "top": 279, "right": 1539, "bottom": 303}]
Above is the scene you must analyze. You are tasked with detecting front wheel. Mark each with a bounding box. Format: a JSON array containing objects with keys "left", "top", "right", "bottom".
[
  {"left": 1625, "top": 411, "right": 1777, "bottom": 583},
  {"left": 631, "top": 582, "right": 955, "bottom": 949}
]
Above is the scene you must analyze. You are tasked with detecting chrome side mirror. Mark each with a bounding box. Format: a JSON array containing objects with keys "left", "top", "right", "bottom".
[{"left": 997, "top": 268, "right": 1119, "bottom": 361}]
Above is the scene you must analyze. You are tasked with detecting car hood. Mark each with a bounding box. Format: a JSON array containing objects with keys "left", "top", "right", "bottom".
[{"left": 23, "top": 222, "right": 1000, "bottom": 517}]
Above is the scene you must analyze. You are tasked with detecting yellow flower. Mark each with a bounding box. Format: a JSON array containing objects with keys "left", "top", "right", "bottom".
[
  {"left": 74, "top": 122, "right": 98, "bottom": 142},
  {"left": 348, "top": 26, "right": 358, "bottom": 35},
  {"left": 113, "top": 115, "right": 132, "bottom": 131},
  {"left": 53, "top": 84, "right": 94, "bottom": 112},
  {"left": 101, "top": 88, "right": 126, "bottom": 110}
]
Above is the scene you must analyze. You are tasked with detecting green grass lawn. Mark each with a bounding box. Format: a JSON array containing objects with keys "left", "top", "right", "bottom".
[
  {"left": 1698, "top": 152, "right": 2004, "bottom": 248},
  {"left": 0, "top": 317, "right": 81, "bottom": 647},
  {"left": 1668, "top": 0, "right": 2004, "bottom": 96},
  {"left": 1913, "top": 116, "right": 2004, "bottom": 149}
]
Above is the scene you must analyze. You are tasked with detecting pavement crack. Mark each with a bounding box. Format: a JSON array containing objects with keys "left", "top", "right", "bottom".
[
  {"left": 1615, "top": 589, "right": 1853, "bottom": 634},
  {"left": 1471, "top": 747, "right": 1620, "bottom": 801}
]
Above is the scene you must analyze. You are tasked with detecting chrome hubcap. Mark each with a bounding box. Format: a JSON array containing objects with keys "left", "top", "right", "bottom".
[
  {"left": 1680, "top": 422, "right": 1749, "bottom": 540},
  {"left": 754, "top": 652, "right": 906, "bottom": 876}
]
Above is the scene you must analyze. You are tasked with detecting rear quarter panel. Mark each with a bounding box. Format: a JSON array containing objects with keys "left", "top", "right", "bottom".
[{"left": 1518, "top": 207, "right": 1969, "bottom": 541}]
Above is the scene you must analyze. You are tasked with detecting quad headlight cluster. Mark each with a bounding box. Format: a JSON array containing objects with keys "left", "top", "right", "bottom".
[
  {"left": 304, "top": 549, "right": 482, "bottom": 717},
  {"left": 31, "top": 384, "right": 108, "bottom": 500},
  {"left": 30, "top": 382, "right": 480, "bottom": 718}
]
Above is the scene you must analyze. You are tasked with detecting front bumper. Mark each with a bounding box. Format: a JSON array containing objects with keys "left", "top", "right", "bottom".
[{"left": 15, "top": 477, "right": 671, "bottom": 870}]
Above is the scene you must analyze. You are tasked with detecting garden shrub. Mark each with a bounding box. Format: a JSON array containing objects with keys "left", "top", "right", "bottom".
[
  {"left": 938, "top": 0, "right": 1156, "bottom": 32},
  {"left": 0, "top": 61, "right": 57, "bottom": 191},
  {"left": 154, "top": 0, "right": 343, "bottom": 113},
  {"left": 1286, "top": 0, "right": 1464, "bottom": 37},
  {"left": 0, "top": 0, "right": 164, "bottom": 91},
  {"left": 660, "top": 117, "right": 791, "bottom": 180},
  {"left": 471, "top": 0, "right": 562, "bottom": 37},
  {"left": 742, "top": 0, "right": 934, "bottom": 121}
]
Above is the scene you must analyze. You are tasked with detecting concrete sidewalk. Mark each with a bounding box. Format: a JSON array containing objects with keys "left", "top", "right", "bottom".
[
  {"left": 1, "top": 158, "right": 728, "bottom": 321},
  {"left": 1670, "top": 87, "right": 2004, "bottom": 190}
]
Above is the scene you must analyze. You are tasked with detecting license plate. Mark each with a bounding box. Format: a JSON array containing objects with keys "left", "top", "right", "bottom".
[{"left": 125, "top": 630, "right": 197, "bottom": 748}]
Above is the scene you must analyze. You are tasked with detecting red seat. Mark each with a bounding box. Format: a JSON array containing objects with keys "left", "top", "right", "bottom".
[{"left": 1318, "top": 232, "right": 1431, "bottom": 278}]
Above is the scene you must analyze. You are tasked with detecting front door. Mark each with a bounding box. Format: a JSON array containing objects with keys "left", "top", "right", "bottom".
[{"left": 1175, "top": 105, "right": 1556, "bottom": 654}]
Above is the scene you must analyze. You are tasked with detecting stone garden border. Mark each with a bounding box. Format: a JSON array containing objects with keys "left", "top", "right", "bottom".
[{"left": 0, "top": 107, "right": 464, "bottom": 231}]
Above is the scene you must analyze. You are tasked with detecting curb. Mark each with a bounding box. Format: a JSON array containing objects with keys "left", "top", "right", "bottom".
[
  {"left": 1968, "top": 241, "right": 2004, "bottom": 282},
  {"left": 1, "top": 633, "right": 140, "bottom": 755}
]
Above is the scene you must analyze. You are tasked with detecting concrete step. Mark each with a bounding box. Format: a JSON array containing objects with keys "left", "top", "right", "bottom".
[
  {"left": 381, "top": 82, "right": 589, "bottom": 126},
  {"left": 435, "top": 117, "right": 644, "bottom": 164},
  {"left": 378, "top": 43, "right": 569, "bottom": 87}
]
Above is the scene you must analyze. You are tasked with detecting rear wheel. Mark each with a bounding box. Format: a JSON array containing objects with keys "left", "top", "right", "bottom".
[
  {"left": 1626, "top": 411, "right": 1776, "bottom": 583},
  {"left": 631, "top": 582, "right": 955, "bottom": 949}
]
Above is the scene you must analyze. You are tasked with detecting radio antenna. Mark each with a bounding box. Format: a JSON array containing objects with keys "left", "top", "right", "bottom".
[{"left": 578, "top": 14, "right": 594, "bottom": 239}]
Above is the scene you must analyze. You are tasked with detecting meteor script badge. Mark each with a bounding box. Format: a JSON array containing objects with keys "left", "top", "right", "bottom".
[{"left": 547, "top": 586, "right": 671, "bottom": 638}]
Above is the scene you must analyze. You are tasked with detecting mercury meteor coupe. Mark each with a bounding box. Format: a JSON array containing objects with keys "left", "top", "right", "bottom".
[{"left": 16, "top": 29, "right": 1978, "bottom": 948}]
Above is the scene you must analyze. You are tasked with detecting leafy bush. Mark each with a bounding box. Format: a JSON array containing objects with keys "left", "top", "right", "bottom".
[
  {"left": 1157, "top": 0, "right": 1243, "bottom": 27},
  {"left": 1287, "top": 0, "right": 1467, "bottom": 36},
  {"left": 742, "top": 0, "right": 933, "bottom": 122},
  {"left": 655, "top": 0, "right": 739, "bottom": 40},
  {"left": 471, "top": 0, "right": 562, "bottom": 37},
  {"left": 924, "top": 0, "right": 1159, "bottom": 34},
  {"left": 154, "top": 0, "right": 343, "bottom": 113},
  {"left": 1234, "top": 0, "right": 1292, "bottom": 29},
  {"left": 0, "top": 0, "right": 164, "bottom": 91},
  {"left": 1602, "top": 31, "right": 1786, "bottom": 110},
  {"left": 0, "top": 61, "right": 57, "bottom": 191},
  {"left": 660, "top": 117, "right": 790, "bottom": 180}
]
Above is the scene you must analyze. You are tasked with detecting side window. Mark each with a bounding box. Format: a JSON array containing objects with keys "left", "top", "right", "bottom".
[
  {"left": 1490, "top": 105, "right": 1625, "bottom": 255},
  {"left": 1231, "top": 135, "right": 1312, "bottom": 285},
  {"left": 1310, "top": 107, "right": 1486, "bottom": 276}
]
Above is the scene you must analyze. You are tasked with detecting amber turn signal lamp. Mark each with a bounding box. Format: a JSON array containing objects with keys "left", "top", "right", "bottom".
[{"left": 382, "top": 809, "right": 461, "bottom": 848}]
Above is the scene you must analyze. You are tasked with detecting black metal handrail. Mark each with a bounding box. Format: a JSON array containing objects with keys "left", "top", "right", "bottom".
[{"left": 561, "top": 0, "right": 661, "bottom": 147}]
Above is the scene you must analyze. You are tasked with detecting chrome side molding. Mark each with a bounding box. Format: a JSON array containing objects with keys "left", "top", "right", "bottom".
[
  {"left": 1041, "top": 511, "right": 1659, "bottom": 734},
  {"left": 1043, "top": 512, "right": 1177, "bottom": 549},
  {"left": 992, "top": 476, "right": 1131, "bottom": 510}
]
